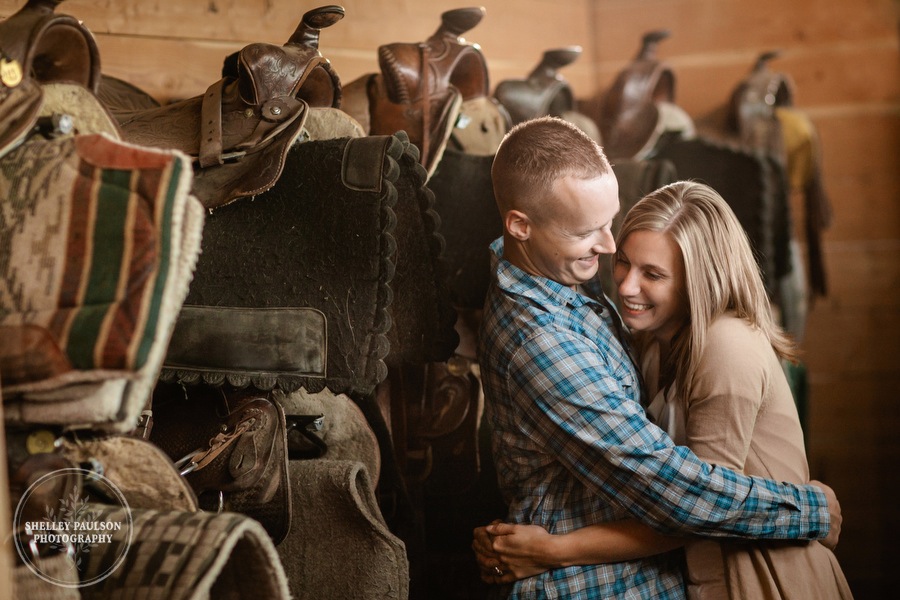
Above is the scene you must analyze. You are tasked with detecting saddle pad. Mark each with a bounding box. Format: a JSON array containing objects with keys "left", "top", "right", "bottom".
[
  {"left": 161, "top": 133, "right": 455, "bottom": 396},
  {"left": 276, "top": 459, "right": 408, "bottom": 600},
  {"left": 653, "top": 136, "right": 790, "bottom": 294},
  {"left": 381, "top": 131, "right": 458, "bottom": 367},
  {"left": 58, "top": 435, "right": 198, "bottom": 513},
  {"left": 428, "top": 148, "right": 502, "bottom": 310},
  {"left": 0, "top": 133, "right": 203, "bottom": 431},
  {"left": 79, "top": 506, "right": 290, "bottom": 600},
  {"left": 449, "top": 96, "right": 510, "bottom": 156},
  {"left": 274, "top": 387, "right": 381, "bottom": 485}
]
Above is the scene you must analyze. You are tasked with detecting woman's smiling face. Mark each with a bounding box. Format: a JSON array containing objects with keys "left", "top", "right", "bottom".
[{"left": 613, "top": 229, "right": 688, "bottom": 343}]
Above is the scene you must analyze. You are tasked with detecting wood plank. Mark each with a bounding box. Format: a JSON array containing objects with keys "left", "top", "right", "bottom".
[
  {"left": 802, "top": 312, "right": 900, "bottom": 375},
  {"left": 0, "top": 1, "right": 596, "bottom": 59},
  {"left": 802, "top": 303, "right": 900, "bottom": 376},
  {"left": 814, "top": 116, "right": 900, "bottom": 241},
  {"left": 811, "top": 242, "right": 900, "bottom": 305},
  {"left": 807, "top": 374, "right": 900, "bottom": 450},
  {"left": 667, "top": 47, "right": 899, "bottom": 118},
  {"left": 804, "top": 372, "right": 900, "bottom": 584},
  {"left": 804, "top": 371, "right": 900, "bottom": 592},
  {"left": 95, "top": 36, "right": 240, "bottom": 102},
  {"left": 592, "top": 0, "right": 898, "bottom": 60}
]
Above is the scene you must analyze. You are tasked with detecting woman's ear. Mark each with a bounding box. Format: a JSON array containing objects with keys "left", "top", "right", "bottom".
[{"left": 505, "top": 209, "right": 531, "bottom": 241}]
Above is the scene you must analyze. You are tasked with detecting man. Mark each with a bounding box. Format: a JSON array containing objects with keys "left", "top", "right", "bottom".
[{"left": 477, "top": 116, "right": 840, "bottom": 598}]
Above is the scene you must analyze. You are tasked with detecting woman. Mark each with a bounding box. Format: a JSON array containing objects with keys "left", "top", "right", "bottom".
[{"left": 473, "top": 181, "right": 852, "bottom": 599}]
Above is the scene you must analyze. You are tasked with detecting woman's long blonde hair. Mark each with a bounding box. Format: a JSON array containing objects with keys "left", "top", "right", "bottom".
[{"left": 617, "top": 180, "right": 797, "bottom": 401}]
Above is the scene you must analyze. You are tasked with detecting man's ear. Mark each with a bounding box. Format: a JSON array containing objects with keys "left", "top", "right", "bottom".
[{"left": 505, "top": 209, "right": 531, "bottom": 241}]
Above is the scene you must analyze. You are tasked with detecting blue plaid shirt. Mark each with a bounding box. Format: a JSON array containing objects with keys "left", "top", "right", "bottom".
[{"left": 479, "top": 238, "right": 830, "bottom": 600}]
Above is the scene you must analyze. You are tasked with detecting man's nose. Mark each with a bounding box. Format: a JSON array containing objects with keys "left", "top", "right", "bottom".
[{"left": 593, "top": 231, "right": 616, "bottom": 254}]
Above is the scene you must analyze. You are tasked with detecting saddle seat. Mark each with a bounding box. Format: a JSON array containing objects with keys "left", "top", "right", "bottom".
[
  {"left": 726, "top": 50, "right": 795, "bottom": 159},
  {"left": 109, "top": 5, "right": 345, "bottom": 208}
]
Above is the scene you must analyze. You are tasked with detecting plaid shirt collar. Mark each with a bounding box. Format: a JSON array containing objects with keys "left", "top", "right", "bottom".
[{"left": 489, "top": 236, "right": 607, "bottom": 311}]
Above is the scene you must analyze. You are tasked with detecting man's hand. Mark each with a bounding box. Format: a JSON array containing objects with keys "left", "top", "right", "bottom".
[{"left": 810, "top": 479, "right": 841, "bottom": 550}]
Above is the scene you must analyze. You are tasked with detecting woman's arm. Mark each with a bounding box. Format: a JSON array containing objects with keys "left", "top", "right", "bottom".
[{"left": 473, "top": 520, "right": 685, "bottom": 582}]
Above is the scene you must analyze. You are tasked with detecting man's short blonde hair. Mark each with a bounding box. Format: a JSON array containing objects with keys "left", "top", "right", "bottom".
[{"left": 491, "top": 116, "right": 612, "bottom": 222}]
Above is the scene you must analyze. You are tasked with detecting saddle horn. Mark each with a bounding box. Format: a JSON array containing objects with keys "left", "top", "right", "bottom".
[
  {"left": 434, "top": 6, "right": 486, "bottom": 39},
  {"left": 529, "top": 46, "right": 583, "bottom": 80},
  {"left": 753, "top": 49, "right": 782, "bottom": 73},
  {"left": 221, "top": 4, "right": 345, "bottom": 109},
  {"left": 0, "top": 0, "right": 101, "bottom": 91},
  {"left": 637, "top": 29, "right": 671, "bottom": 60},
  {"left": 287, "top": 4, "right": 345, "bottom": 49}
]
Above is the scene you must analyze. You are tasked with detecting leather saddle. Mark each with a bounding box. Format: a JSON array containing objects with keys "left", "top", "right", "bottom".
[
  {"left": 105, "top": 5, "right": 345, "bottom": 209},
  {"left": 0, "top": 0, "right": 102, "bottom": 156},
  {"left": 726, "top": 51, "right": 795, "bottom": 164},
  {"left": 342, "top": 6, "right": 491, "bottom": 177},
  {"left": 724, "top": 51, "right": 831, "bottom": 300},
  {"left": 493, "top": 45, "right": 600, "bottom": 142},
  {"left": 494, "top": 46, "right": 581, "bottom": 125},
  {"left": 599, "top": 29, "right": 694, "bottom": 159}
]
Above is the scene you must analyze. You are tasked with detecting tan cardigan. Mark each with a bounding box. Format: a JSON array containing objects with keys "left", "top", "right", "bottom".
[{"left": 645, "top": 314, "right": 852, "bottom": 600}]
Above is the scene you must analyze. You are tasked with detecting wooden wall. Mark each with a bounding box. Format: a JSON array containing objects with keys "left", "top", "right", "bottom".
[{"left": 1, "top": 0, "right": 897, "bottom": 597}]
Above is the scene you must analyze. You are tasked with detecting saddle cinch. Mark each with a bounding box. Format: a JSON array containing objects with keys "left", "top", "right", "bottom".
[
  {"left": 100, "top": 4, "right": 345, "bottom": 209},
  {"left": 342, "top": 6, "right": 492, "bottom": 177}
]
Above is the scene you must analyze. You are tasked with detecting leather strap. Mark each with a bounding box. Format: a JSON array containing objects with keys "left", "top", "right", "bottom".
[
  {"left": 419, "top": 43, "right": 432, "bottom": 168},
  {"left": 184, "top": 417, "right": 253, "bottom": 473},
  {"left": 199, "top": 78, "right": 225, "bottom": 168}
]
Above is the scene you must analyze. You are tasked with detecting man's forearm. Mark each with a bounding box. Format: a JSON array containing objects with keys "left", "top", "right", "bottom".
[{"left": 553, "top": 521, "right": 685, "bottom": 566}]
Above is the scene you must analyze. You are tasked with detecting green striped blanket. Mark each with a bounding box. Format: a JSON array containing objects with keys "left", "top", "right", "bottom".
[{"left": 0, "top": 133, "right": 203, "bottom": 430}]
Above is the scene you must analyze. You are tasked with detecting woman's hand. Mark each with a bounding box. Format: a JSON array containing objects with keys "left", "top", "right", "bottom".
[
  {"left": 473, "top": 518, "right": 685, "bottom": 584},
  {"left": 473, "top": 522, "right": 518, "bottom": 584},
  {"left": 472, "top": 521, "right": 559, "bottom": 583}
]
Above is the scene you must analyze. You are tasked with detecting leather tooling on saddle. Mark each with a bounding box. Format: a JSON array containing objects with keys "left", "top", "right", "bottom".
[{"left": 104, "top": 5, "right": 345, "bottom": 208}]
